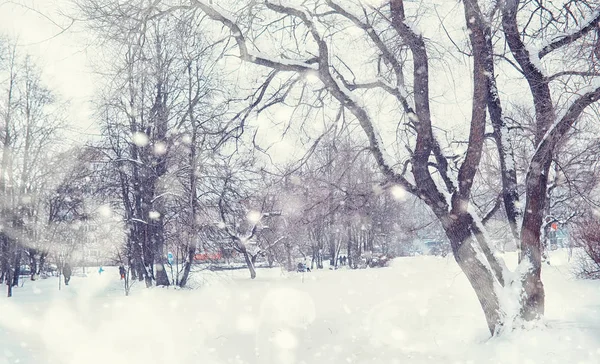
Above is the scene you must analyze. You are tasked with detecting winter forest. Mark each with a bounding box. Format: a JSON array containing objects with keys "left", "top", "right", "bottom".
[{"left": 1, "top": 0, "right": 600, "bottom": 363}]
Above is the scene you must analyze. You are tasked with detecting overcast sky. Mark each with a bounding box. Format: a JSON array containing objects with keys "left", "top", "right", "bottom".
[
  {"left": 0, "top": 0, "right": 97, "bottom": 143},
  {"left": 0, "top": 0, "right": 505, "bottom": 162}
]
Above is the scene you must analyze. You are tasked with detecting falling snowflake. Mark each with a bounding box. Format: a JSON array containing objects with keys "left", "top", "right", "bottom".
[
  {"left": 390, "top": 185, "right": 407, "bottom": 201},
  {"left": 98, "top": 204, "right": 112, "bottom": 218},
  {"left": 247, "top": 210, "right": 262, "bottom": 224},
  {"left": 132, "top": 132, "right": 149, "bottom": 147},
  {"left": 154, "top": 142, "right": 167, "bottom": 155}
]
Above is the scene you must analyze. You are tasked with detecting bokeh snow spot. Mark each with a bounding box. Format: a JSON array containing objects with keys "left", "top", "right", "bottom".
[
  {"left": 390, "top": 185, "right": 407, "bottom": 201},
  {"left": 131, "top": 132, "right": 149, "bottom": 147},
  {"left": 274, "top": 329, "right": 298, "bottom": 349},
  {"left": 246, "top": 210, "right": 262, "bottom": 224},
  {"left": 153, "top": 142, "right": 167, "bottom": 155}
]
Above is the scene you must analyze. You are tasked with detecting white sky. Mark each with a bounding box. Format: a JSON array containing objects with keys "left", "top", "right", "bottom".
[
  {"left": 0, "top": 0, "right": 527, "bottom": 162},
  {"left": 0, "top": 0, "right": 97, "bottom": 144}
]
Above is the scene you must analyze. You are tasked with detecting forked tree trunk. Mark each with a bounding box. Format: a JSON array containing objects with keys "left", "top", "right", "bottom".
[{"left": 442, "top": 215, "right": 502, "bottom": 334}]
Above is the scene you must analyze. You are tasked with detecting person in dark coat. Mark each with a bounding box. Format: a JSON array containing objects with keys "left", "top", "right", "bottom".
[
  {"left": 63, "top": 263, "right": 72, "bottom": 285},
  {"left": 119, "top": 265, "right": 126, "bottom": 280}
]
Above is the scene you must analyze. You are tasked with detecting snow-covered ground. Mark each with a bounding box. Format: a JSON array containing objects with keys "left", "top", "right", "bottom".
[{"left": 1, "top": 250, "right": 599, "bottom": 364}]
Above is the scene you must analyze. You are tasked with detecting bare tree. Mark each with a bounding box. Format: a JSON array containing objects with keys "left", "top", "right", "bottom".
[
  {"left": 0, "top": 39, "right": 66, "bottom": 295},
  {"left": 143, "top": 0, "right": 600, "bottom": 334},
  {"left": 74, "top": 0, "right": 600, "bottom": 333}
]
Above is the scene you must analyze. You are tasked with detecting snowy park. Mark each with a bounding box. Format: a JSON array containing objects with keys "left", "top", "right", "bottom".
[
  {"left": 2, "top": 250, "right": 600, "bottom": 364},
  {"left": 2, "top": 0, "right": 600, "bottom": 363}
]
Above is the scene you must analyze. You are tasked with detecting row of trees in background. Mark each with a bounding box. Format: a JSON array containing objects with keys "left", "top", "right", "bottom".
[{"left": 74, "top": 1, "right": 447, "bottom": 288}]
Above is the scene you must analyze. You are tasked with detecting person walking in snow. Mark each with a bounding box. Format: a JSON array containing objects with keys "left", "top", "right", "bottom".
[
  {"left": 63, "top": 262, "right": 72, "bottom": 285},
  {"left": 119, "top": 265, "right": 126, "bottom": 280},
  {"left": 98, "top": 266, "right": 104, "bottom": 275}
]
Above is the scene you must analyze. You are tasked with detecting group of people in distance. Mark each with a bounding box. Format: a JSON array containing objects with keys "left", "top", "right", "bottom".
[{"left": 59, "top": 264, "right": 127, "bottom": 286}]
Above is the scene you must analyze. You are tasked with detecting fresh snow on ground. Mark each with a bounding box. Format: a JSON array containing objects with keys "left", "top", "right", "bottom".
[{"left": 1, "top": 249, "right": 599, "bottom": 364}]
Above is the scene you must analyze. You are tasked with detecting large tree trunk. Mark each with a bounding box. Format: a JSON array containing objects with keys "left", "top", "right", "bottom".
[
  {"left": 443, "top": 214, "right": 502, "bottom": 334},
  {"left": 518, "top": 155, "right": 552, "bottom": 320},
  {"left": 151, "top": 216, "right": 170, "bottom": 286}
]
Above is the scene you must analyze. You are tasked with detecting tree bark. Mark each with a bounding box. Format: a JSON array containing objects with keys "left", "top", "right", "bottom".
[
  {"left": 178, "top": 246, "right": 195, "bottom": 288},
  {"left": 243, "top": 250, "right": 257, "bottom": 279},
  {"left": 30, "top": 254, "right": 37, "bottom": 281},
  {"left": 442, "top": 212, "right": 502, "bottom": 334},
  {"left": 6, "top": 269, "right": 12, "bottom": 297},
  {"left": 37, "top": 252, "right": 46, "bottom": 278},
  {"left": 12, "top": 249, "right": 21, "bottom": 287}
]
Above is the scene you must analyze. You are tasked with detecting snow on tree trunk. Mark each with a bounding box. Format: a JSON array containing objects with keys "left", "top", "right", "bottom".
[
  {"left": 443, "top": 213, "right": 502, "bottom": 334},
  {"left": 518, "top": 156, "right": 552, "bottom": 320}
]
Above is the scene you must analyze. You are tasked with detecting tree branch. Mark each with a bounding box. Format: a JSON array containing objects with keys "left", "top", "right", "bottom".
[
  {"left": 548, "top": 71, "right": 600, "bottom": 82},
  {"left": 482, "top": 194, "right": 503, "bottom": 225},
  {"left": 190, "top": 0, "right": 317, "bottom": 73},
  {"left": 539, "top": 10, "right": 600, "bottom": 59},
  {"left": 532, "top": 85, "right": 600, "bottom": 172}
]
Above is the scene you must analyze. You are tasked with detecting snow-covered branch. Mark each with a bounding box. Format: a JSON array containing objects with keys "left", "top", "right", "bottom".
[
  {"left": 325, "top": 1, "right": 410, "bottom": 107},
  {"left": 531, "top": 85, "right": 600, "bottom": 168},
  {"left": 539, "top": 10, "right": 600, "bottom": 59}
]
